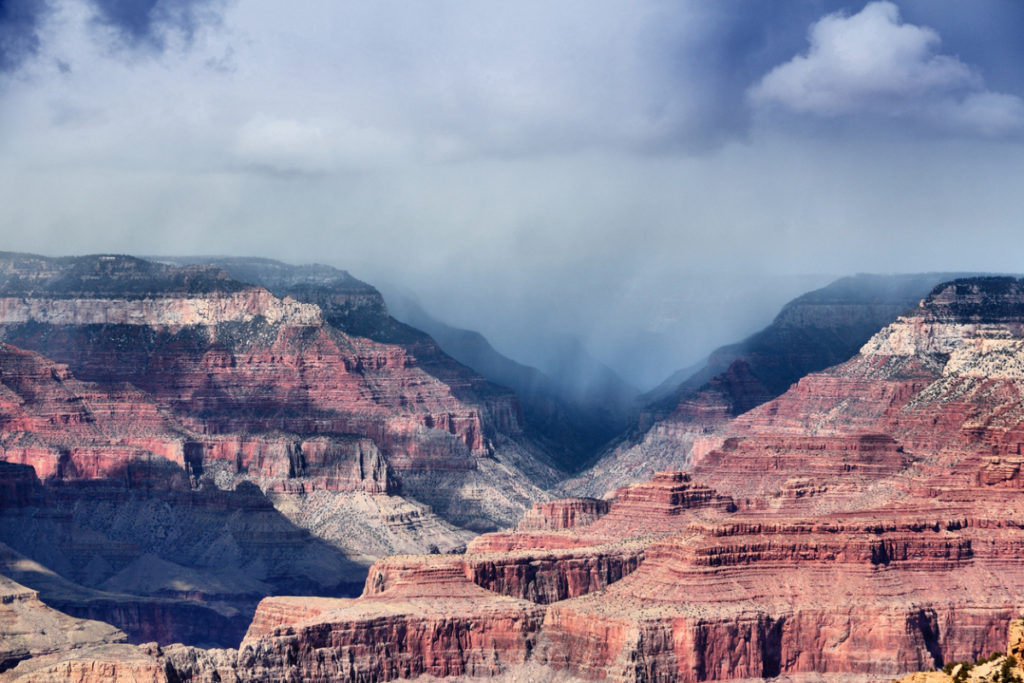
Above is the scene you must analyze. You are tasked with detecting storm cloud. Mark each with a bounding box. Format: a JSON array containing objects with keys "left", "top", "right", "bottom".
[
  {"left": 1, "top": 1, "right": 1023, "bottom": 388},
  {"left": 87, "top": 0, "right": 225, "bottom": 51},
  {"left": 0, "top": 0, "right": 50, "bottom": 72}
]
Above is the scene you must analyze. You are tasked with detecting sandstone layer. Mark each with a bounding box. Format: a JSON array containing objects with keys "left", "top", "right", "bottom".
[
  {"left": 14, "top": 269, "right": 1024, "bottom": 682},
  {"left": 0, "top": 255, "right": 559, "bottom": 528}
]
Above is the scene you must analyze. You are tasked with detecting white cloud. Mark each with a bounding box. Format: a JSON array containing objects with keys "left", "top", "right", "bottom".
[{"left": 749, "top": 1, "right": 1024, "bottom": 136}]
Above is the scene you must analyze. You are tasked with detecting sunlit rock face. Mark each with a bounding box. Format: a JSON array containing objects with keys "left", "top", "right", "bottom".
[
  {"left": 0, "top": 255, "right": 498, "bottom": 468},
  {"left": 13, "top": 269, "right": 1024, "bottom": 682}
]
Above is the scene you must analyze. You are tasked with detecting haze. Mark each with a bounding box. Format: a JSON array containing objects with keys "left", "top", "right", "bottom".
[{"left": 2, "top": 1, "right": 1023, "bottom": 389}]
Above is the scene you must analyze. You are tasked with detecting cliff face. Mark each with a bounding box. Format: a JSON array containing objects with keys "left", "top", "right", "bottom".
[
  {"left": 0, "top": 254, "right": 556, "bottom": 516},
  {"left": 16, "top": 269, "right": 1024, "bottom": 682},
  {"left": 0, "top": 336, "right": 397, "bottom": 496},
  {"left": 0, "top": 314, "right": 497, "bottom": 465},
  {"left": 0, "top": 255, "right": 533, "bottom": 467},
  {"left": 690, "top": 277, "right": 1024, "bottom": 505},
  {"left": 153, "top": 276, "right": 1024, "bottom": 682},
  {"left": 563, "top": 273, "right": 969, "bottom": 498},
  {"left": 0, "top": 253, "right": 563, "bottom": 656},
  {"left": 898, "top": 617, "right": 1024, "bottom": 683},
  {"left": 531, "top": 277, "right": 1024, "bottom": 680},
  {"left": 516, "top": 497, "right": 611, "bottom": 531},
  {"left": 158, "top": 256, "right": 526, "bottom": 434},
  {"left": 155, "top": 257, "right": 558, "bottom": 529},
  {"left": 234, "top": 575, "right": 547, "bottom": 682},
  {"left": 0, "top": 574, "right": 125, "bottom": 675}
]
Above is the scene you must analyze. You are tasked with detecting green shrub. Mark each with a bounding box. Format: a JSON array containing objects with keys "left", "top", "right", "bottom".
[{"left": 999, "top": 655, "right": 1022, "bottom": 683}]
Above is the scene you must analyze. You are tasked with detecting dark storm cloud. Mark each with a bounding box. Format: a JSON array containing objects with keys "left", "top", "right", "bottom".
[
  {"left": 87, "top": 0, "right": 224, "bottom": 50},
  {"left": 0, "top": 0, "right": 50, "bottom": 72},
  {"left": 643, "top": 2, "right": 816, "bottom": 150},
  {"left": 899, "top": 0, "right": 1024, "bottom": 95}
]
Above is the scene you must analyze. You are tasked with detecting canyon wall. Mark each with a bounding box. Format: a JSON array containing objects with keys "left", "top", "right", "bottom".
[
  {"left": 0, "top": 254, "right": 563, "bottom": 657},
  {"left": 14, "top": 269, "right": 1024, "bottom": 682},
  {"left": 164, "top": 276, "right": 1024, "bottom": 681}
]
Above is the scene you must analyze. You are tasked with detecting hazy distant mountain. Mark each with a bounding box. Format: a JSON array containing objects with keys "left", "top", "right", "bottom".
[
  {"left": 561, "top": 272, "right": 979, "bottom": 496},
  {"left": 385, "top": 292, "right": 639, "bottom": 470}
]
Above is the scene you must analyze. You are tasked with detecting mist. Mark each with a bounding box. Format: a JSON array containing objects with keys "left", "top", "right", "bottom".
[{"left": 2, "top": 1, "right": 1023, "bottom": 390}]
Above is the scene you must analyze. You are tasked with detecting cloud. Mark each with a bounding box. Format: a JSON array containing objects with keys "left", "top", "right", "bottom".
[
  {"left": 87, "top": 0, "right": 225, "bottom": 51},
  {"left": 208, "top": 1, "right": 786, "bottom": 160},
  {"left": 4, "top": 0, "right": 1024, "bottom": 388},
  {"left": 233, "top": 116, "right": 413, "bottom": 174},
  {"left": 749, "top": 1, "right": 1024, "bottom": 136},
  {"left": 0, "top": 0, "right": 50, "bottom": 72}
]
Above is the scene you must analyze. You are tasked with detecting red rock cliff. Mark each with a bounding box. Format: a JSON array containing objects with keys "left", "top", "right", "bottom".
[{"left": 218, "top": 277, "right": 1024, "bottom": 681}]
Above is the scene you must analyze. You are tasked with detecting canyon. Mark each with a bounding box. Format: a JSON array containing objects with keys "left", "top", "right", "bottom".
[
  {"left": 214, "top": 276, "right": 1024, "bottom": 681},
  {"left": 561, "top": 272, "right": 971, "bottom": 499},
  {"left": 383, "top": 291, "right": 640, "bottom": 470},
  {"left": 6, "top": 264, "right": 1024, "bottom": 681}
]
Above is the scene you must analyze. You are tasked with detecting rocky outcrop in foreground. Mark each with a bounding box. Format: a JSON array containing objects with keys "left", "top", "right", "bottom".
[
  {"left": 0, "top": 574, "right": 124, "bottom": 675},
  {"left": 898, "top": 617, "right": 1024, "bottom": 683}
]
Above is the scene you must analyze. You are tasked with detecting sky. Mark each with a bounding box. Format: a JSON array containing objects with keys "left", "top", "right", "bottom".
[{"left": 2, "top": 1, "right": 1024, "bottom": 389}]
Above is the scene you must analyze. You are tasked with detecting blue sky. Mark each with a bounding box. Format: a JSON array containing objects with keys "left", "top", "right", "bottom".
[{"left": 2, "top": 1, "right": 1023, "bottom": 387}]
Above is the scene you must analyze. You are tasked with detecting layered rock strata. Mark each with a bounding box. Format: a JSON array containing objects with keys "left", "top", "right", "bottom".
[
  {"left": 235, "top": 570, "right": 546, "bottom": 682},
  {"left": 195, "top": 277, "right": 1024, "bottom": 681},
  {"left": 0, "top": 252, "right": 567, "bottom": 659},
  {"left": 565, "top": 273, "right": 968, "bottom": 497},
  {"left": 16, "top": 272, "right": 1024, "bottom": 681},
  {"left": 0, "top": 254, "right": 557, "bottom": 532},
  {"left": 897, "top": 616, "right": 1024, "bottom": 683},
  {"left": 517, "top": 497, "right": 611, "bottom": 531}
]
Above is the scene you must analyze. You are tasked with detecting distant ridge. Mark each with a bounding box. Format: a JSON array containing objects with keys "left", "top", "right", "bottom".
[
  {"left": 384, "top": 291, "right": 639, "bottom": 470},
  {"left": 561, "top": 271, "right": 982, "bottom": 496}
]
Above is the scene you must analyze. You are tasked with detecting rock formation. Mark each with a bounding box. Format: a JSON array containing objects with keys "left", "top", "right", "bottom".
[
  {"left": 898, "top": 616, "right": 1024, "bottom": 683},
  {"left": 119, "top": 275, "right": 1024, "bottom": 682},
  {"left": 13, "top": 270, "right": 1024, "bottom": 681},
  {"left": 0, "top": 253, "right": 561, "bottom": 512},
  {"left": 0, "top": 574, "right": 124, "bottom": 675},
  {"left": 0, "top": 254, "right": 556, "bottom": 526},
  {"left": 0, "top": 252, "right": 563, "bottom": 655},
  {"left": 156, "top": 256, "right": 563, "bottom": 525},
  {"left": 563, "top": 272, "right": 970, "bottom": 498}
]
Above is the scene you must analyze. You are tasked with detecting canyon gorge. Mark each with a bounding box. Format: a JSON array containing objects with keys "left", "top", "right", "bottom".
[{"left": 3, "top": 255, "right": 1024, "bottom": 682}]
